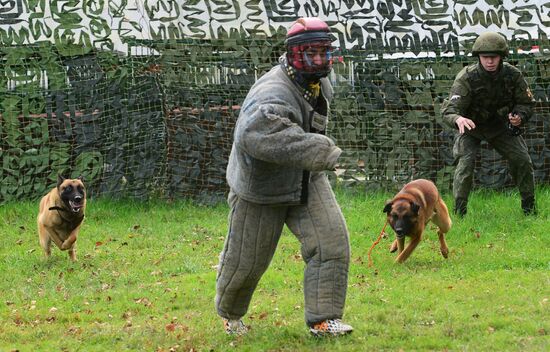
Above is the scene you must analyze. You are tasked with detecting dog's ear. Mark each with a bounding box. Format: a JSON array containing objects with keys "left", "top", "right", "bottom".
[
  {"left": 57, "top": 174, "right": 66, "bottom": 188},
  {"left": 410, "top": 201, "right": 420, "bottom": 215},
  {"left": 383, "top": 201, "right": 393, "bottom": 214},
  {"left": 77, "top": 175, "right": 84, "bottom": 182}
]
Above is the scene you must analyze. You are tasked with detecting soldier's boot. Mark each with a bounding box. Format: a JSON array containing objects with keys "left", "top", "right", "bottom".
[
  {"left": 454, "top": 197, "right": 468, "bottom": 218},
  {"left": 521, "top": 196, "right": 537, "bottom": 216}
]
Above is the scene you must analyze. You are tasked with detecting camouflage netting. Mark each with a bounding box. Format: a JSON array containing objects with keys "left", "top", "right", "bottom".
[{"left": 1, "top": 2, "right": 550, "bottom": 203}]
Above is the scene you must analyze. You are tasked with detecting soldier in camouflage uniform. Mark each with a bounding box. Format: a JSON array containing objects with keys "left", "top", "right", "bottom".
[
  {"left": 215, "top": 18, "right": 353, "bottom": 337},
  {"left": 442, "top": 32, "right": 536, "bottom": 216}
]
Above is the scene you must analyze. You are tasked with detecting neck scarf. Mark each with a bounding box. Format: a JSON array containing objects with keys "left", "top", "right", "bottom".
[{"left": 280, "top": 57, "right": 321, "bottom": 106}]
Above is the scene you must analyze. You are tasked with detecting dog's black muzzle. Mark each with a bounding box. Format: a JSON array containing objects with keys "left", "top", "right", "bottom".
[
  {"left": 68, "top": 195, "right": 85, "bottom": 213},
  {"left": 395, "top": 229, "right": 406, "bottom": 239},
  {"left": 393, "top": 219, "right": 412, "bottom": 239}
]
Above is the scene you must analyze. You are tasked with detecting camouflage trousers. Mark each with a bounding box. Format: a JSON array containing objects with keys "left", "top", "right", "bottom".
[
  {"left": 452, "top": 131, "right": 535, "bottom": 201},
  {"left": 215, "top": 172, "right": 350, "bottom": 326}
]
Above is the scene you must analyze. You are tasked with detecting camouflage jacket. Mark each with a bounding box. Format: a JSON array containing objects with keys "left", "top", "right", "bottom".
[
  {"left": 226, "top": 57, "right": 340, "bottom": 205},
  {"left": 442, "top": 62, "right": 535, "bottom": 136}
]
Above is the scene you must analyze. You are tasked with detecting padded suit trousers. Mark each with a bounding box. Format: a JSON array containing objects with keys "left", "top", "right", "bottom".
[{"left": 215, "top": 172, "right": 350, "bottom": 326}]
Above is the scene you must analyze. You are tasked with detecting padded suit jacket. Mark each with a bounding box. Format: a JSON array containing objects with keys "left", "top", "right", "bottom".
[
  {"left": 442, "top": 62, "right": 535, "bottom": 138},
  {"left": 226, "top": 59, "right": 341, "bottom": 205}
]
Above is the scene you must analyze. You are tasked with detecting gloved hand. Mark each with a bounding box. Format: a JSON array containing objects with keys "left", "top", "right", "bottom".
[{"left": 507, "top": 112, "right": 523, "bottom": 136}]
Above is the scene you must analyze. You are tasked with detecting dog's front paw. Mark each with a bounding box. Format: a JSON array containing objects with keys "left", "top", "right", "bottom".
[
  {"left": 61, "top": 240, "right": 72, "bottom": 250},
  {"left": 389, "top": 240, "right": 398, "bottom": 253},
  {"left": 440, "top": 247, "right": 449, "bottom": 258}
]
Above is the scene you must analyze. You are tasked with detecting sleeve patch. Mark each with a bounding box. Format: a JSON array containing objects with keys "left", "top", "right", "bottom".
[{"left": 451, "top": 83, "right": 469, "bottom": 97}]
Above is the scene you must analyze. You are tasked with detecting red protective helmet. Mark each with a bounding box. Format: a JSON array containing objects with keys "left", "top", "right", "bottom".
[{"left": 285, "top": 17, "right": 334, "bottom": 80}]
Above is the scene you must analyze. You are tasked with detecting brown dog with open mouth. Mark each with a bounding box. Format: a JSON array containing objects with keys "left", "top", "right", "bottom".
[
  {"left": 37, "top": 175, "right": 86, "bottom": 261},
  {"left": 383, "top": 179, "right": 451, "bottom": 263}
]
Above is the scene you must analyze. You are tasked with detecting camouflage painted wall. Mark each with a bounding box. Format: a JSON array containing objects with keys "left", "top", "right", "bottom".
[
  {"left": 2, "top": 1, "right": 549, "bottom": 52},
  {"left": 1, "top": 1, "right": 550, "bottom": 203}
]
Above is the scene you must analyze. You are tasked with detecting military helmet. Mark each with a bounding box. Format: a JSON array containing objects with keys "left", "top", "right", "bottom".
[{"left": 472, "top": 32, "right": 509, "bottom": 57}]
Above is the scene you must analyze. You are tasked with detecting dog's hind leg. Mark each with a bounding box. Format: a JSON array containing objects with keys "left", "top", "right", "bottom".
[
  {"left": 437, "top": 232, "right": 449, "bottom": 258},
  {"left": 38, "top": 225, "right": 52, "bottom": 258},
  {"left": 433, "top": 198, "right": 452, "bottom": 258},
  {"left": 39, "top": 234, "right": 52, "bottom": 258}
]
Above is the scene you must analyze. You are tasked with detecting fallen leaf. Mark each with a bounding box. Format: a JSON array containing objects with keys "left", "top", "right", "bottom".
[
  {"left": 66, "top": 326, "right": 82, "bottom": 335},
  {"left": 122, "top": 311, "right": 132, "bottom": 319},
  {"left": 13, "top": 315, "right": 24, "bottom": 326},
  {"left": 134, "top": 298, "right": 152, "bottom": 307}
]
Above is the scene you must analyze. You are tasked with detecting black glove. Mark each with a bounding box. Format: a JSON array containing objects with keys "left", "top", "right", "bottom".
[{"left": 507, "top": 111, "right": 523, "bottom": 136}]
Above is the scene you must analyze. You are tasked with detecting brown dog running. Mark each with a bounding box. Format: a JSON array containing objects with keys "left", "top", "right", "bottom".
[
  {"left": 37, "top": 175, "right": 86, "bottom": 261},
  {"left": 383, "top": 179, "right": 451, "bottom": 263}
]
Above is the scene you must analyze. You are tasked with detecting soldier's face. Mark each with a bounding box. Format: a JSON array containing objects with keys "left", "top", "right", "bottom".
[{"left": 479, "top": 54, "right": 501, "bottom": 72}]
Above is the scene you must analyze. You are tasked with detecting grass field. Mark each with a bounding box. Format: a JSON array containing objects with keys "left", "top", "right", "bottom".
[{"left": 1, "top": 187, "right": 548, "bottom": 351}]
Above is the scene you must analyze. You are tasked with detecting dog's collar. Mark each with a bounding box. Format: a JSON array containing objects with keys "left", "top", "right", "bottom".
[
  {"left": 49, "top": 206, "right": 67, "bottom": 212},
  {"left": 49, "top": 205, "right": 85, "bottom": 226}
]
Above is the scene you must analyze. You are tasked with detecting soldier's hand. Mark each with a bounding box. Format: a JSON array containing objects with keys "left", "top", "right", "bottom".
[
  {"left": 455, "top": 116, "right": 476, "bottom": 134},
  {"left": 508, "top": 113, "right": 522, "bottom": 127}
]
